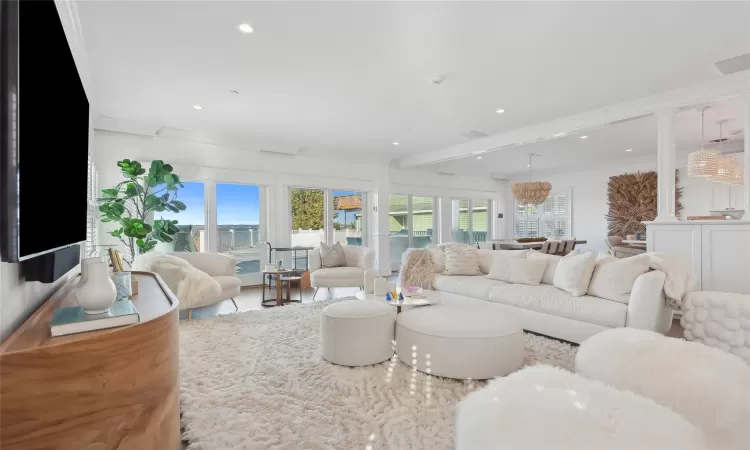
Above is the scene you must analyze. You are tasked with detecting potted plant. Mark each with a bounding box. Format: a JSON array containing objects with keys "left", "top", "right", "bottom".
[{"left": 98, "top": 159, "right": 186, "bottom": 263}]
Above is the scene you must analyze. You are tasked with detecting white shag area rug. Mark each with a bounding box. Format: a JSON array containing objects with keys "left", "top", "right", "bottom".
[{"left": 180, "top": 298, "right": 577, "bottom": 450}]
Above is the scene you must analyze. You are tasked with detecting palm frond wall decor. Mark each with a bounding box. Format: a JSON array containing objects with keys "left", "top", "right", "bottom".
[{"left": 606, "top": 170, "right": 683, "bottom": 236}]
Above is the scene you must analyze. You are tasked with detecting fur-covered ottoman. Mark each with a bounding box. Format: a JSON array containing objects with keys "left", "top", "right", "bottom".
[
  {"left": 456, "top": 365, "right": 707, "bottom": 450},
  {"left": 575, "top": 328, "right": 750, "bottom": 450}
]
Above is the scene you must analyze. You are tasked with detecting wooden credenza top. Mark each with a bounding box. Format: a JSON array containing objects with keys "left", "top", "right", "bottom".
[{"left": 0, "top": 271, "right": 178, "bottom": 354}]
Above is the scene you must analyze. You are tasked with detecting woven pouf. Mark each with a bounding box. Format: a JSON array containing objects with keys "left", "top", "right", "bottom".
[
  {"left": 681, "top": 291, "right": 750, "bottom": 364},
  {"left": 321, "top": 300, "right": 396, "bottom": 366},
  {"left": 575, "top": 328, "right": 750, "bottom": 450},
  {"left": 456, "top": 365, "right": 707, "bottom": 450},
  {"left": 396, "top": 305, "right": 523, "bottom": 380}
]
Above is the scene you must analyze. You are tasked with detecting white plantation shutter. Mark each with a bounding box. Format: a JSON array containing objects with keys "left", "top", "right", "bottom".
[
  {"left": 514, "top": 191, "right": 571, "bottom": 239},
  {"left": 85, "top": 151, "right": 99, "bottom": 256}
]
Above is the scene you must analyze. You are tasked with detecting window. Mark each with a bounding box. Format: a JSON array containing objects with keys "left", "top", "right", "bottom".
[
  {"left": 290, "top": 187, "right": 368, "bottom": 268},
  {"left": 389, "top": 194, "right": 438, "bottom": 270},
  {"left": 84, "top": 151, "right": 98, "bottom": 257},
  {"left": 217, "top": 183, "right": 262, "bottom": 280},
  {"left": 451, "top": 198, "right": 492, "bottom": 244},
  {"left": 333, "top": 190, "right": 365, "bottom": 246},
  {"left": 514, "top": 192, "right": 571, "bottom": 239},
  {"left": 158, "top": 181, "right": 206, "bottom": 252}
]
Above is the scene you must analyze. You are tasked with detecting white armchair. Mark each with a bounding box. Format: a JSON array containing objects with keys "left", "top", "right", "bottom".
[
  {"left": 165, "top": 252, "right": 241, "bottom": 318},
  {"left": 309, "top": 246, "right": 374, "bottom": 297}
]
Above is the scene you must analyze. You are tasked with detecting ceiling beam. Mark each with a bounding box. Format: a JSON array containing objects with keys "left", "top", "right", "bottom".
[{"left": 397, "top": 72, "right": 750, "bottom": 168}]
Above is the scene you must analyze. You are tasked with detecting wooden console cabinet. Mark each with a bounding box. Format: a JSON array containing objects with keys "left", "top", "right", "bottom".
[{"left": 0, "top": 272, "right": 180, "bottom": 449}]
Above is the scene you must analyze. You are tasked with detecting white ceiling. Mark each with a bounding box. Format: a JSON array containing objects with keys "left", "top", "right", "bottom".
[
  {"left": 439, "top": 98, "right": 747, "bottom": 178},
  {"left": 79, "top": 1, "right": 750, "bottom": 164}
]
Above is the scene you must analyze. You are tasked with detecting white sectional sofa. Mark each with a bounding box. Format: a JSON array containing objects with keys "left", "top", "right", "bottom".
[{"left": 409, "top": 247, "right": 673, "bottom": 343}]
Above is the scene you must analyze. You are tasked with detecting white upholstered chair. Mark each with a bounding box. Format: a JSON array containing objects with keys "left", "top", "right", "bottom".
[
  {"left": 164, "top": 252, "right": 241, "bottom": 318},
  {"left": 309, "top": 246, "right": 374, "bottom": 298}
]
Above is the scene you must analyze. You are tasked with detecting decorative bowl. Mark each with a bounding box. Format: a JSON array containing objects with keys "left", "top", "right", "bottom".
[{"left": 402, "top": 286, "right": 425, "bottom": 298}]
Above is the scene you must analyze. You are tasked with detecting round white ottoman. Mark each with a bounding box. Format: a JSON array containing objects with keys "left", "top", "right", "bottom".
[
  {"left": 575, "top": 328, "right": 750, "bottom": 450},
  {"left": 457, "top": 365, "right": 708, "bottom": 450},
  {"left": 321, "top": 300, "right": 396, "bottom": 366},
  {"left": 395, "top": 306, "right": 523, "bottom": 379}
]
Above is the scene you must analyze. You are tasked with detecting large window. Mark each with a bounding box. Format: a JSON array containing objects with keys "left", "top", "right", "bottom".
[
  {"left": 514, "top": 192, "right": 571, "bottom": 239},
  {"left": 452, "top": 198, "right": 492, "bottom": 244},
  {"left": 333, "top": 190, "right": 364, "bottom": 246},
  {"left": 389, "top": 194, "right": 438, "bottom": 270},
  {"left": 158, "top": 181, "right": 205, "bottom": 252},
  {"left": 290, "top": 187, "right": 368, "bottom": 268},
  {"left": 217, "top": 183, "right": 263, "bottom": 280}
]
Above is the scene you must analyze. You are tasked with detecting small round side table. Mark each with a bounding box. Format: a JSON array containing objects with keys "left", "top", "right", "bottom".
[{"left": 262, "top": 269, "right": 292, "bottom": 307}]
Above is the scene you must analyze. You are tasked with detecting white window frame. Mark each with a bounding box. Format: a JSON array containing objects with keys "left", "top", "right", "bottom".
[
  {"left": 389, "top": 194, "right": 439, "bottom": 271},
  {"left": 85, "top": 151, "right": 99, "bottom": 257},
  {"left": 289, "top": 187, "right": 369, "bottom": 248},
  {"left": 513, "top": 189, "right": 572, "bottom": 239},
  {"left": 451, "top": 198, "right": 493, "bottom": 244}
]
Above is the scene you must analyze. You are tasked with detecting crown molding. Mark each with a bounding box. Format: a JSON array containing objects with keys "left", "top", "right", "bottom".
[{"left": 397, "top": 72, "right": 750, "bottom": 168}]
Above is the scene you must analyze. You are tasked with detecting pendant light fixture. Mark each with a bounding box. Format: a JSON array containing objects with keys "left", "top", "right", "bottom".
[
  {"left": 512, "top": 153, "right": 552, "bottom": 205},
  {"left": 687, "top": 107, "right": 719, "bottom": 178},
  {"left": 728, "top": 131, "right": 745, "bottom": 187},
  {"left": 712, "top": 120, "right": 737, "bottom": 184}
]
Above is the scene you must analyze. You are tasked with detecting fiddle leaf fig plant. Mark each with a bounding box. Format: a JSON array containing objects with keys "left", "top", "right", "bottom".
[{"left": 98, "top": 159, "right": 186, "bottom": 262}]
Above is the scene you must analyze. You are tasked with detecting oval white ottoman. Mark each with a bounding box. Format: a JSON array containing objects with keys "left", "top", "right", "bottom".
[
  {"left": 575, "top": 328, "right": 750, "bottom": 450},
  {"left": 395, "top": 306, "right": 523, "bottom": 379},
  {"left": 321, "top": 300, "right": 396, "bottom": 366},
  {"left": 457, "top": 365, "right": 708, "bottom": 450}
]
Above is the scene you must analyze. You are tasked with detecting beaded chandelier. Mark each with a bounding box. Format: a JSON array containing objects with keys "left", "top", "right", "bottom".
[
  {"left": 512, "top": 154, "right": 552, "bottom": 206},
  {"left": 687, "top": 107, "right": 719, "bottom": 178}
]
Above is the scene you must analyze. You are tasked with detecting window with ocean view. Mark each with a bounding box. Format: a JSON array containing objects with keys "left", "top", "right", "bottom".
[{"left": 217, "top": 183, "right": 262, "bottom": 276}]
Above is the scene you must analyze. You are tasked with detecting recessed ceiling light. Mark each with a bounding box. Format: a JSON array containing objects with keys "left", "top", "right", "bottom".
[
  {"left": 625, "top": 148, "right": 633, "bottom": 152},
  {"left": 496, "top": 109, "right": 505, "bottom": 114},
  {"left": 193, "top": 105, "right": 203, "bottom": 110},
  {"left": 392, "top": 142, "right": 400, "bottom": 146},
  {"left": 477, "top": 156, "right": 483, "bottom": 160},
  {"left": 237, "top": 23, "right": 254, "bottom": 34},
  {"left": 526, "top": 164, "right": 532, "bottom": 167},
  {"left": 553, "top": 132, "right": 567, "bottom": 137},
  {"left": 580, "top": 135, "right": 589, "bottom": 139}
]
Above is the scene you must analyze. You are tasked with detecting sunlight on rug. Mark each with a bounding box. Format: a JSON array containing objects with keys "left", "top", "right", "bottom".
[{"left": 179, "top": 297, "right": 577, "bottom": 450}]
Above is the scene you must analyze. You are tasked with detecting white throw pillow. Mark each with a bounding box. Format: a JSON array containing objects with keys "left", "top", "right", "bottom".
[
  {"left": 478, "top": 249, "right": 527, "bottom": 274},
  {"left": 488, "top": 257, "right": 548, "bottom": 286},
  {"left": 427, "top": 246, "right": 446, "bottom": 273},
  {"left": 319, "top": 241, "right": 346, "bottom": 268},
  {"left": 443, "top": 244, "right": 480, "bottom": 275},
  {"left": 587, "top": 254, "right": 651, "bottom": 303},
  {"left": 553, "top": 251, "right": 597, "bottom": 296},
  {"left": 527, "top": 250, "right": 563, "bottom": 285}
]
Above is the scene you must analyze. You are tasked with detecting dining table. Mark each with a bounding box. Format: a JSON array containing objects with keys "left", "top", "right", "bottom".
[{"left": 491, "top": 239, "right": 588, "bottom": 250}]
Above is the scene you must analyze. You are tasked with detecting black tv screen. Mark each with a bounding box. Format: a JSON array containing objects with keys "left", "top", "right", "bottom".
[{"left": 1, "top": 0, "right": 90, "bottom": 262}]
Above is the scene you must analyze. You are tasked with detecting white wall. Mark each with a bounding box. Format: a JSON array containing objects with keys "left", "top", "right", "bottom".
[
  {"left": 93, "top": 130, "right": 506, "bottom": 274},
  {"left": 1, "top": 1, "right": 93, "bottom": 341},
  {"left": 505, "top": 155, "right": 745, "bottom": 253}
]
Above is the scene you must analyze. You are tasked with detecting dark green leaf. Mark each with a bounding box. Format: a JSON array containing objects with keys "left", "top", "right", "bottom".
[{"left": 171, "top": 200, "right": 186, "bottom": 211}]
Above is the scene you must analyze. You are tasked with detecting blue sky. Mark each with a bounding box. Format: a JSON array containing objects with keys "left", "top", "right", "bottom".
[
  {"left": 157, "top": 184, "right": 359, "bottom": 226},
  {"left": 157, "top": 182, "right": 260, "bottom": 226}
]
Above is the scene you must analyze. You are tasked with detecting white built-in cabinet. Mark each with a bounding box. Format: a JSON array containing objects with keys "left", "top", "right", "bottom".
[{"left": 645, "top": 221, "right": 750, "bottom": 294}]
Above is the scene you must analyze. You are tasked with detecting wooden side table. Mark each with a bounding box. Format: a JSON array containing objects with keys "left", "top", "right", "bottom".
[{"left": 262, "top": 269, "right": 300, "bottom": 307}]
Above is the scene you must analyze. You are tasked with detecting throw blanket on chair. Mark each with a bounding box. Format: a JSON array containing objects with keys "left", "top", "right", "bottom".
[
  {"left": 646, "top": 252, "right": 697, "bottom": 309},
  {"left": 132, "top": 252, "right": 221, "bottom": 307},
  {"left": 399, "top": 248, "right": 435, "bottom": 290}
]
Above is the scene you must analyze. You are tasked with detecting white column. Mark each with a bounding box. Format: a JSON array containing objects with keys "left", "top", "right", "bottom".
[
  {"left": 371, "top": 162, "right": 391, "bottom": 276},
  {"left": 743, "top": 95, "right": 750, "bottom": 219},
  {"left": 655, "top": 109, "right": 678, "bottom": 221}
]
